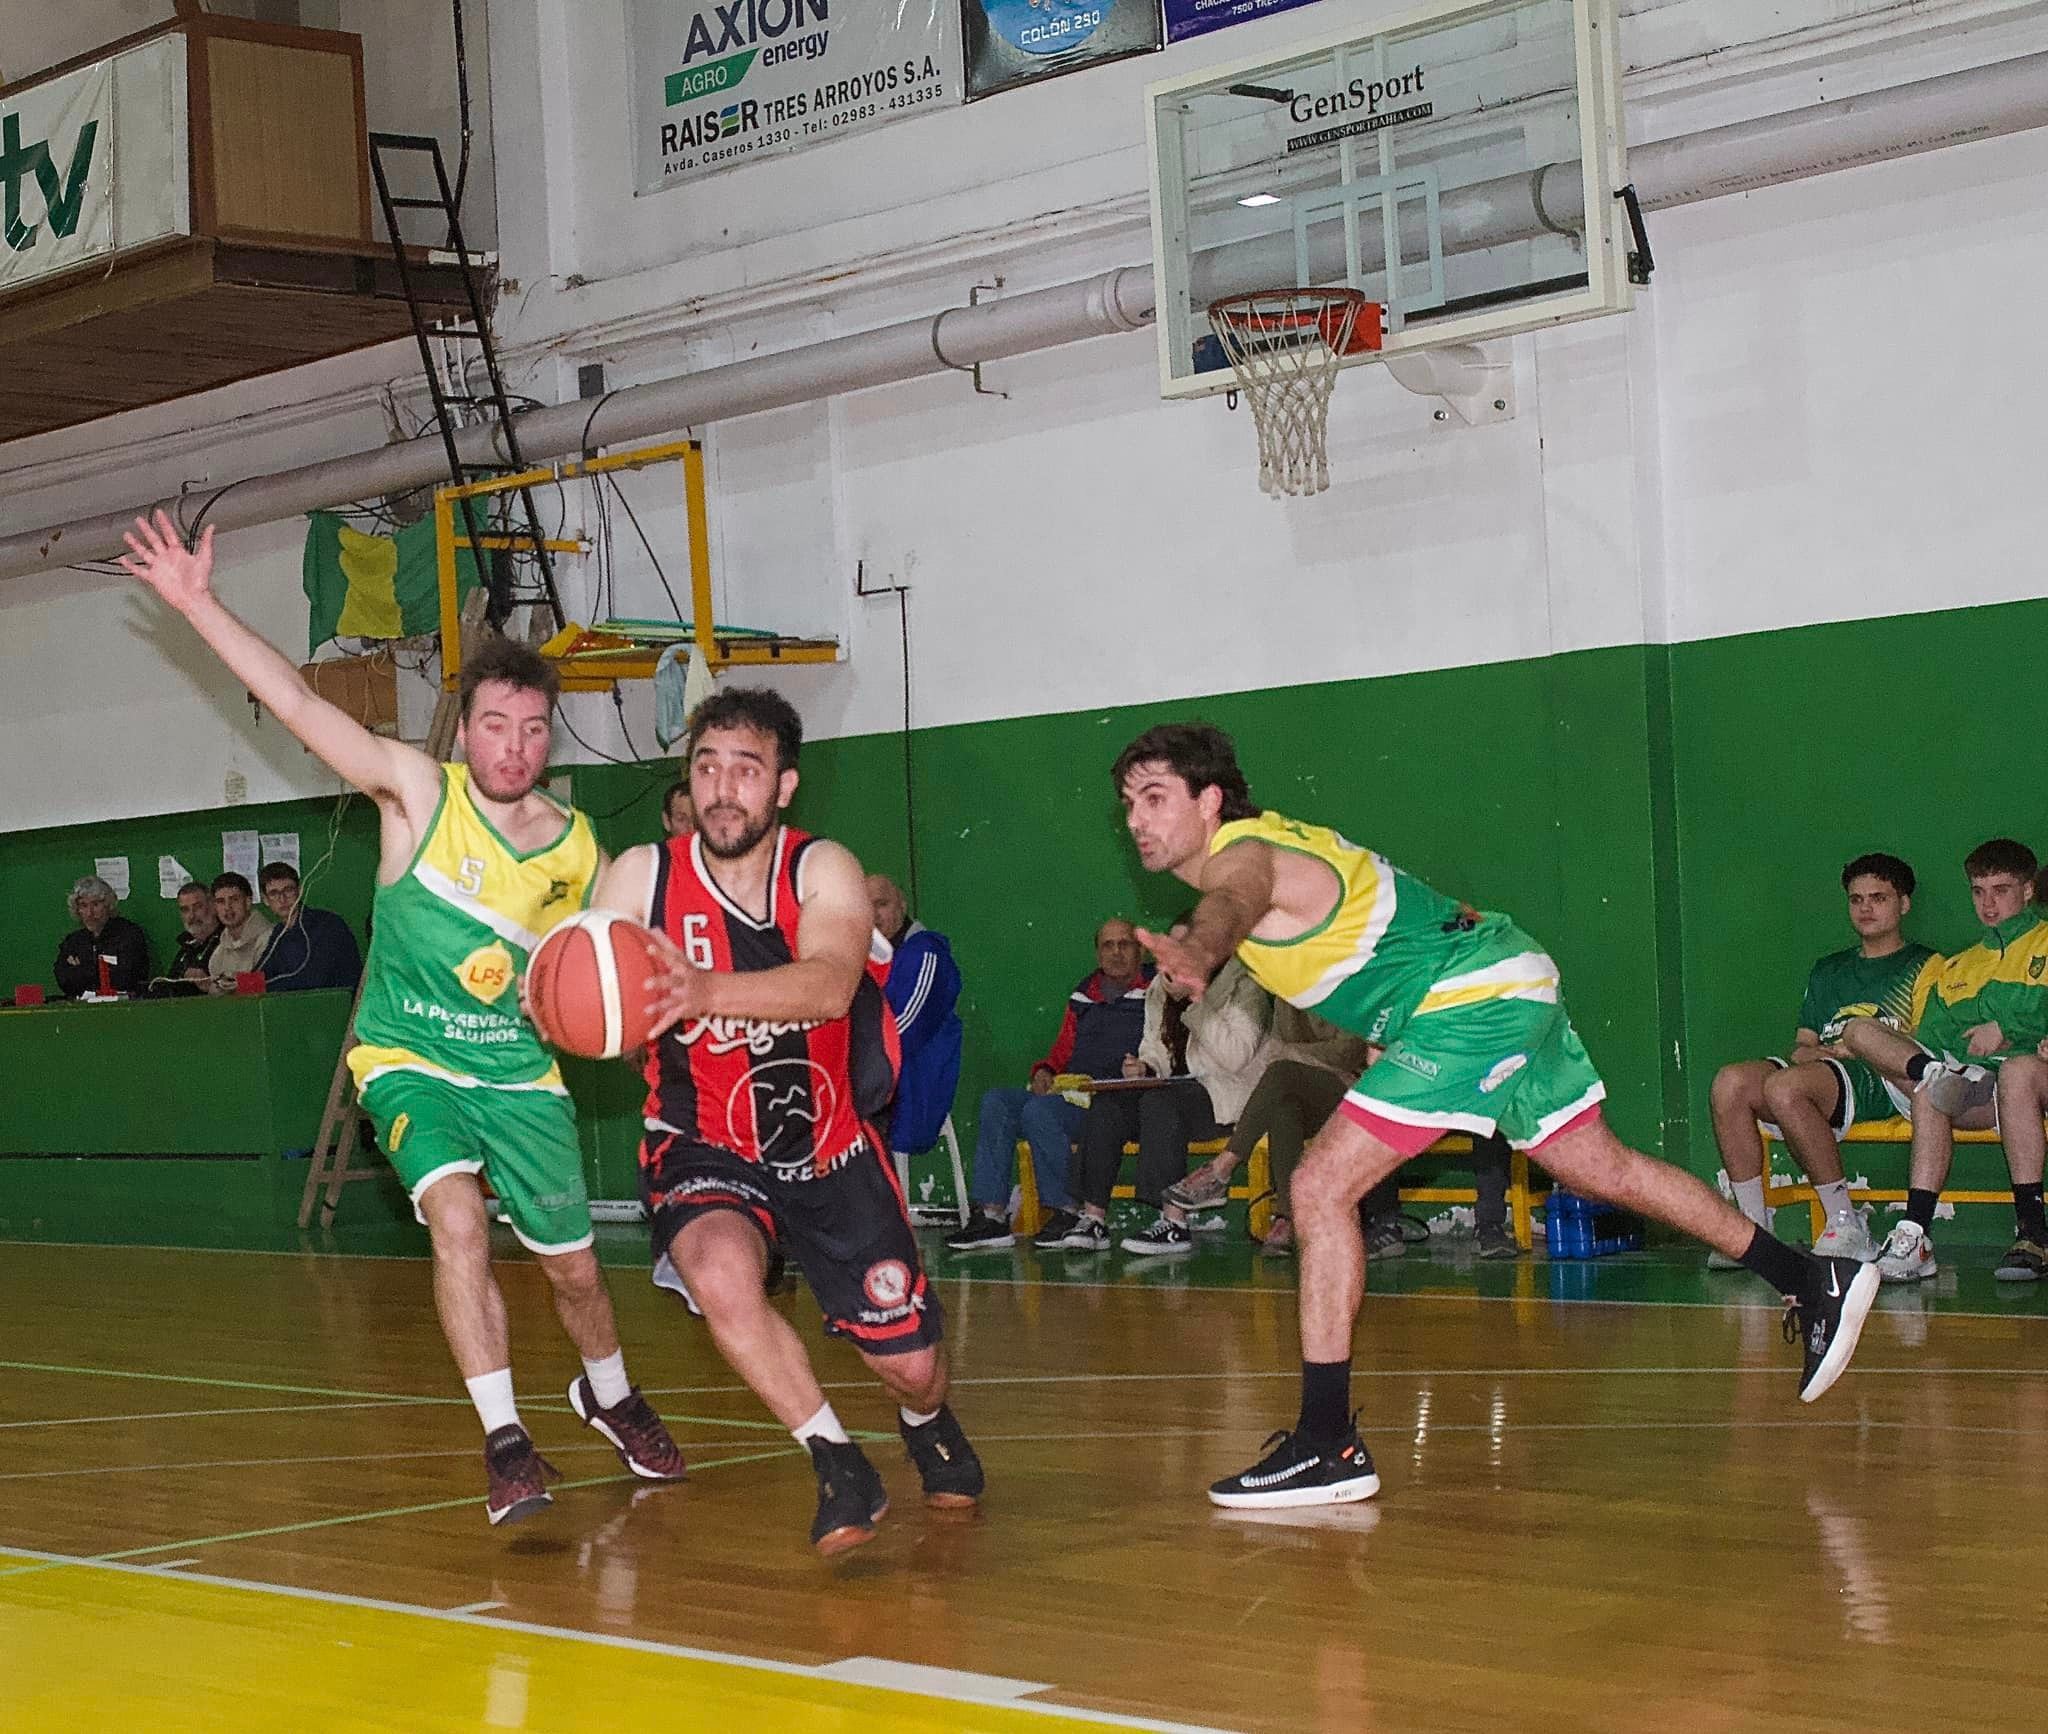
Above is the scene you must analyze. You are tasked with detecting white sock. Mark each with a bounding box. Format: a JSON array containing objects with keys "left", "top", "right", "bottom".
[
  {"left": 465, "top": 1368, "right": 520, "bottom": 1435},
  {"left": 1730, "top": 1176, "right": 1768, "bottom": 1228},
  {"left": 582, "top": 1349, "right": 631, "bottom": 1409},
  {"left": 899, "top": 1405, "right": 942, "bottom": 1429},
  {"left": 792, "top": 1402, "right": 849, "bottom": 1446},
  {"left": 1815, "top": 1179, "right": 1853, "bottom": 1222}
]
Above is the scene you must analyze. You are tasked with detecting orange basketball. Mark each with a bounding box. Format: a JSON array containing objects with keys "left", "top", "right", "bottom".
[{"left": 525, "top": 911, "right": 667, "bottom": 1060}]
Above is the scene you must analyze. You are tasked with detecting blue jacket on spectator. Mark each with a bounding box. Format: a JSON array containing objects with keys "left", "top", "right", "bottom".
[
  {"left": 1039, "top": 966, "right": 1153, "bottom": 1081},
  {"left": 886, "top": 920, "right": 962, "bottom": 1155},
  {"left": 258, "top": 906, "right": 363, "bottom": 994}
]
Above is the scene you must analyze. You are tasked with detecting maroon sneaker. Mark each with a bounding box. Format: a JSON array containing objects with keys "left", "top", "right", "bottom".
[
  {"left": 484, "top": 1424, "right": 560, "bottom": 1525},
  {"left": 568, "top": 1377, "right": 688, "bottom": 1481}
]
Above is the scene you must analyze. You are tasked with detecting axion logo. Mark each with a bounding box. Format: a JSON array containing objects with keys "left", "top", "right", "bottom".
[
  {"left": 680, "top": 0, "right": 828, "bottom": 64},
  {"left": 1, "top": 110, "right": 100, "bottom": 252}
]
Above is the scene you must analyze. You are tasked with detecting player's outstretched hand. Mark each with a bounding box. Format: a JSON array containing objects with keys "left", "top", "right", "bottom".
[
  {"left": 1137, "top": 926, "right": 1211, "bottom": 1001},
  {"left": 118, "top": 510, "right": 215, "bottom": 614},
  {"left": 643, "top": 925, "right": 711, "bottom": 1039}
]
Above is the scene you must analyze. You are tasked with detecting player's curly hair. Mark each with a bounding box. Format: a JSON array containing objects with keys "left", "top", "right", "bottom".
[
  {"left": 686, "top": 686, "right": 803, "bottom": 773},
  {"left": 458, "top": 635, "right": 560, "bottom": 720},
  {"left": 1841, "top": 853, "right": 1915, "bottom": 898},
  {"left": 1111, "top": 723, "right": 1260, "bottom": 822},
  {"left": 1964, "top": 837, "right": 2037, "bottom": 883}
]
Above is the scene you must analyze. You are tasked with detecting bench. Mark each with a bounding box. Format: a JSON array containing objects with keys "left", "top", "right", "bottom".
[
  {"left": 1014, "top": 1131, "right": 1547, "bottom": 1249},
  {"left": 1759, "top": 1119, "right": 2014, "bottom": 1240}
]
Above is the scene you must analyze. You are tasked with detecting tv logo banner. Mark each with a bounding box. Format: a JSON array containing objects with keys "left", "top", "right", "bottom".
[
  {"left": 0, "top": 38, "right": 190, "bottom": 298},
  {"left": 630, "top": 0, "right": 963, "bottom": 192},
  {"left": 0, "top": 61, "right": 113, "bottom": 293},
  {"left": 961, "top": 0, "right": 1162, "bottom": 101}
]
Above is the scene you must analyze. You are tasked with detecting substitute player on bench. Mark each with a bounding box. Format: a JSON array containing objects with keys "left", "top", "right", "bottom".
[
  {"left": 119, "top": 512, "right": 685, "bottom": 1525},
  {"left": 1705, "top": 853, "right": 1945, "bottom": 1269},
  {"left": 593, "top": 687, "right": 984, "bottom": 1555},
  {"left": 1113, "top": 722, "right": 1883, "bottom": 1509}
]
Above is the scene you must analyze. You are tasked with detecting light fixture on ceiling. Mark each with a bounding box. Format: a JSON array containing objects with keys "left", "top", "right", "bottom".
[{"left": 1237, "top": 193, "right": 1282, "bottom": 207}]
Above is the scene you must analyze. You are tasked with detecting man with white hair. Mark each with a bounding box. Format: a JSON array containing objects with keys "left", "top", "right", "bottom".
[{"left": 54, "top": 876, "right": 152, "bottom": 999}]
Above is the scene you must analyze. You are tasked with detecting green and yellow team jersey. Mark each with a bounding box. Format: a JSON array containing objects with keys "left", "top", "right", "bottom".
[
  {"left": 1210, "top": 812, "right": 1544, "bottom": 1047},
  {"left": 1798, "top": 944, "right": 1940, "bottom": 1045},
  {"left": 1915, "top": 911, "right": 2048, "bottom": 1063},
  {"left": 347, "top": 764, "right": 596, "bottom": 1094}
]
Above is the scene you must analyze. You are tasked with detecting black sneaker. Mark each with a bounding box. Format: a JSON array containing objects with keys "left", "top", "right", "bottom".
[
  {"left": 1208, "top": 1422, "right": 1379, "bottom": 1509},
  {"left": 1031, "top": 1209, "right": 1098, "bottom": 1250},
  {"left": 944, "top": 1210, "right": 1015, "bottom": 1253},
  {"left": 1121, "top": 1216, "right": 1193, "bottom": 1256},
  {"left": 1475, "top": 1224, "right": 1519, "bottom": 1260},
  {"left": 1788, "top": 1255, "right": 1881, "bottom": 1404},
  {"left": 483, "top": 1424, "right": 561, "bottom": 1526},
  {"left": 1364, "top": 1216, "right": 1406, "bottom": 1261},
  {"left": 899, "top": 1405, "right": 985, "bottom": 1508},
  {"left": 808, "top": 1438, "right": 888, "bottom": 1556}
]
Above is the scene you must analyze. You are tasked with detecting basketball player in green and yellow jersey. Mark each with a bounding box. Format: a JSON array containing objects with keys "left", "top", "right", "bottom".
[
  {"left": 1111, "top": 723, "right": 1884, "bottom": 1509},
  {"left": 120, "top": 511, "right": 683, "bottom": 1525}
]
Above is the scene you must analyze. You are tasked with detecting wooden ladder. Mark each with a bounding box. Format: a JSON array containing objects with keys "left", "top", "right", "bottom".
[{"left": 296, "top": 591, "right": 488, "bottom": 1230}]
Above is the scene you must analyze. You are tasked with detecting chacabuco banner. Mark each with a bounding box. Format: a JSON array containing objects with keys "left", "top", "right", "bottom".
[{"left": 630, "top": 0, "right": 962, "bottom": 191}]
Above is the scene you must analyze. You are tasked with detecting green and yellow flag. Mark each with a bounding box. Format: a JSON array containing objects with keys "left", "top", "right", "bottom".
[{"left": 302, "top": 512, "right": 481, "bottom": 653}]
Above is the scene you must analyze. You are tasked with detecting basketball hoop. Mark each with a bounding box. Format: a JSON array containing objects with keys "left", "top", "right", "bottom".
[{"left": 1206, "top": 289, "right": 1381, "bottom": 498}]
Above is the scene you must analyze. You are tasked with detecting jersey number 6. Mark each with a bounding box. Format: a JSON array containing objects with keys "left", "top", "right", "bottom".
[{"left": 682, "top": 913, "right": 716, "bottom": 971}]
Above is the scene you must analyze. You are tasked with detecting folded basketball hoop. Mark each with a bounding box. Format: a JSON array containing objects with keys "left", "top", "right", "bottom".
[{"left": 1207, "top": 289, "right": 1382, "bottom": 498}]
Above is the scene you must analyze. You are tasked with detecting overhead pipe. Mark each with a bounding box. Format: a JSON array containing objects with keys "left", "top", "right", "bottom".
[{"left": 3, "top": 47, "right": 2045, "bottom": 581}]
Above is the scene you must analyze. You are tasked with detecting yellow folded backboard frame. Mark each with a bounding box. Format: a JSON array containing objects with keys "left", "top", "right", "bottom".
[{"left": 433, "top": 438, "right": 839, "bottom": 692}]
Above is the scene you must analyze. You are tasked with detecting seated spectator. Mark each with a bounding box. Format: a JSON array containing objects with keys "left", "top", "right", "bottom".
[
  {"left": 662, "top": 779, "right": 694, "bottom": 838},
  {"left": 255, "top": 862, "right": 363, "bottom": 993},
  {"left": 204, "top": 872, "right": 275, "bottom": 994},
  {"left": 54, "top": 875, "right": 152, "bottom": 999},
  {"left": 1842, "top": 839, "right": 2048, "bottom": 1284},
  {"left": 868, "top": 874, "right": 963, "bottom": 1165},
  {"left": 944, "top": 918, "right": 1152, "bottom": 1252},
  {"left": 147, "top": 882, "right": 223, "bottom": 998},
  {"left": 1165, "top": 1004, "right": 1372, "bottom": 1254},
  {"left": 1706, "top": 852, "right": 1941, "bottom": 1269},
  {"left": 1048, "top": 944, "right": 1271, "bottom": 1255}
]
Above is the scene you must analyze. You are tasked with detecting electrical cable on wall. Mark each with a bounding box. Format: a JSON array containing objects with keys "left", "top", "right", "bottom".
[{"left": 856, "top": 561, "right": 919, "bottom": 911}]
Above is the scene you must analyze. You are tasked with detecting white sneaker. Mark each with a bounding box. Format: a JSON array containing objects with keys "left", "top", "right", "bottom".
[
  {"left": 1813, "top": 1208, "right": 1878, "bottom": 1263},
  {"left": 1874, "top": 1219, "right": 1938, "bottom": 1283}
]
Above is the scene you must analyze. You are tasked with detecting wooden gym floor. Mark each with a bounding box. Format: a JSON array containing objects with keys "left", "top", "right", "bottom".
[{"left": 3, "top": 1230, "right": 2046, "bottom": 1732}]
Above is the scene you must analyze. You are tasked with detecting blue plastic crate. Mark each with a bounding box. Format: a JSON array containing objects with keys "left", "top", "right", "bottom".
[{"left": 1545, "top": 1187, "right": 1644, "bottom": 1259}]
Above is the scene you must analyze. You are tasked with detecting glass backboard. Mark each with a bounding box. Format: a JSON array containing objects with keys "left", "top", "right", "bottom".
[{"left": 1146, "top": 0, "right": 1630, "bottom": 399}]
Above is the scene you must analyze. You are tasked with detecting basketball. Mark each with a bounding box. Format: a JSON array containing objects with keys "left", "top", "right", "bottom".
[{"left": 524, "top": 910, "right": 667, "bottom": 1060}]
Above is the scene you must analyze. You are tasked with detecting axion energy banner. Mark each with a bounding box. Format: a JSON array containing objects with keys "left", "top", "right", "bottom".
[
  {"left": 961, "top": 0, "right": 1163, "bottom": 101},
  {"left": 630, "top": 0, "right": 962, "bottom": 191}
]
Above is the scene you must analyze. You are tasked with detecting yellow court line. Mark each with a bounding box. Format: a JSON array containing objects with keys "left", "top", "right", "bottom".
[{"left": 0, "top": 1548, "right": 1234, "bottom": 1734}]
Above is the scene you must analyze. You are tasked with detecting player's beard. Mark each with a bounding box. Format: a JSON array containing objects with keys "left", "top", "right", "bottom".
[
  {"left": 470, "top": 760, "right": 543, "bottom": 804},
  {"left": 698, "top": 800, "right": 778, "bottom": 860}
]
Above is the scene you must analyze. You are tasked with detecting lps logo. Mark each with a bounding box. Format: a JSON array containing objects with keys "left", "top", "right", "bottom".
[
  {"left": 0, "top": 110, "right": 99, "bottom": 252},
  {"left": 982, "top": 0, "right": 1107, "bottom": 58},
  {"left": 862, "top": 1259, "right": 912, "bottom": 1311},
  {"left": 1478, "top": 1054, "right": 1528, "bottom": 1095}
]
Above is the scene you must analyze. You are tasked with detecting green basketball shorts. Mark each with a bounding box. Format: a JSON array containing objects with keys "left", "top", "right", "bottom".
[
  {"left": 1340, "top": 951, "right": 1606, "bottom": 1154},
  {"left": 1763, "top": 1055, "right": 1911, "bottom": 1136},
  {"left": 360, "top": 1069, "right": 592, "bottom": 1254}
]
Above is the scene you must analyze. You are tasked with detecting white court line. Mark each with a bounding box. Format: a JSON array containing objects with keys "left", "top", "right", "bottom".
[
  {"left": 814, "top": 1656, "right": 1053, "bottom": 1703},
  {"left": 447, "top": 1599, "right": 505, "bottom": 1615},
  {"left": 0, "top": 1438, "right": 783, "bottom": 1483},
  {"left": 0, "top": 1545, "right": 1240, "bottom": 1734},
  {"left": 140, "top": 1559, "right": 200, "bottom": 1570},
  {"left": 0, "top": 1400, "right": 435, "bottom": 1432}
]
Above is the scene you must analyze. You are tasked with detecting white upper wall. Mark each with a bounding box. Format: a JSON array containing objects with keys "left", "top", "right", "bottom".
[{"left": 2, "top": 0, "right": 2046, "bottom": 831}]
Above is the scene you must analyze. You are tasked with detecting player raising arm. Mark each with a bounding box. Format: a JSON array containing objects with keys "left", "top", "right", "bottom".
[{"left": 120, "top": 511, "right": 685, "bottom": 1525}]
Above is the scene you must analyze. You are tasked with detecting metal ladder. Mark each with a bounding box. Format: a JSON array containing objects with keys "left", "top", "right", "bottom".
[{"left": 365, "top": 130, "right": 565, "bottom": 634}]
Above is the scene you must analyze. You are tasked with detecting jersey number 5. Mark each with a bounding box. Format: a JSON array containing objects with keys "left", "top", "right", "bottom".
[{"left": 682, "top": 913, "right": 716, "bottom": 971}]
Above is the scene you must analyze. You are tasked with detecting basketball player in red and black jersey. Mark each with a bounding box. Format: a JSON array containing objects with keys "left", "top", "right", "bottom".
[{"left": 593, "top": 687, "right": 983, "bottom": 1555}]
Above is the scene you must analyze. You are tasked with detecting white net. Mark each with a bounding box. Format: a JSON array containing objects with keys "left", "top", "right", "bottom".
[{"left": 1206, "top": 290, "right": 1373, "bottom": 498}]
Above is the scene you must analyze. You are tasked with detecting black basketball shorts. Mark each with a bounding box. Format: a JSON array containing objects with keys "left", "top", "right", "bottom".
[{"left": 640, "top": 1131, "right": 943, "bottom": 1355}]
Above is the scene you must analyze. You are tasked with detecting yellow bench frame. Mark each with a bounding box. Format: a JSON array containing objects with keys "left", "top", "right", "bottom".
[
  {"left": 1014, "top": 1132, "right": 1546, "bottom": 1249},
  {"left": 1759, "top": 1119, "right": 2014, "bottom": 1240}
]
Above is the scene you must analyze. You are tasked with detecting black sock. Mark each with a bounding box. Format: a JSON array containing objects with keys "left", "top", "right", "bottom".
[
  {"left": 1736, "top": 1224, "right": 1812, "bottom": 1298},
  {"left": 1906, "top": 1188, "right": 1939, "bottom": 1231},
  {"left": 1905, "top": 1052, "right": 1932, "bottom": 1083},
  {"left": 1297, "top": 1359, "right": 1352, "bottom": 1444},
  {"left": 2014, "top": 1182, "right": 2047, "bottom": 1242}
]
